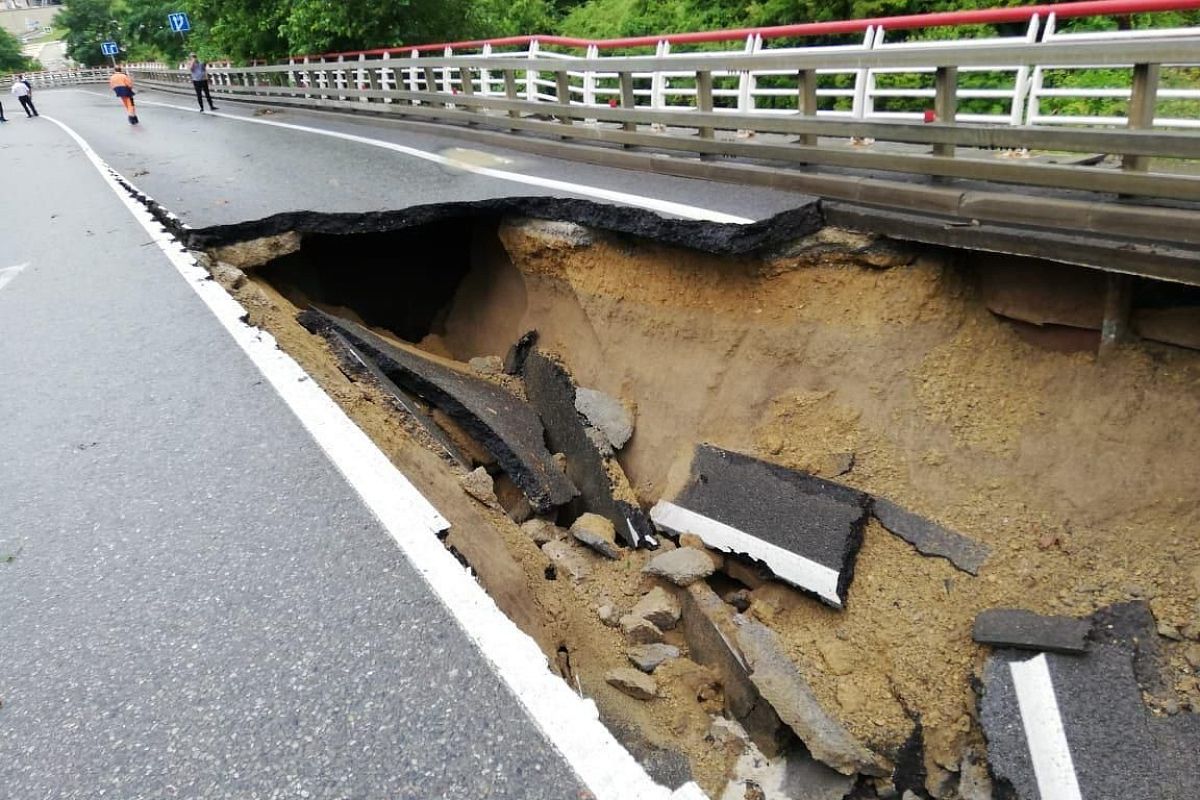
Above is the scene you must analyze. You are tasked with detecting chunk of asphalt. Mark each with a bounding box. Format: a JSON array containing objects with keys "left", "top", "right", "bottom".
[
  {"left": 502, "top": 329, "right": 538, "bottom": 375},
  {"left": 630, "top": 586, "right": 682, "bottom": 630},
  {"left": 574, "top": 386, "right": 634, "bottom": 450},
  {"left": 972, "top": 608, "right": 1091, "bottom": 654},
  {"left": 872, "top": 497, "right": 989, "bottom": 576},
  {"left": 979, "top": 603, "right": 1199, "bottom": 800},
  {"left": 299, "top": 309, "right": 576, "bottom": 514},
  {"left": 680, "top": 583, "right": 786, "bottom": 757},
  {"left": 651, "top": 445, "right": 870, "bottom": 609},
  {"left": 734, "top": 618, "right": 889, "bottom": 777},
  {"left": 522, "top": 351, "right": 656, "bottom": 548}
]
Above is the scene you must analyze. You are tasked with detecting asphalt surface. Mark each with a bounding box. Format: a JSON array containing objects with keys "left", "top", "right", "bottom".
[
  {"left": 0, "top": 110, "right": 589, "bottom": 797},
  {"left": 32, "top": 87, "right": 814, "bottom": 230}
]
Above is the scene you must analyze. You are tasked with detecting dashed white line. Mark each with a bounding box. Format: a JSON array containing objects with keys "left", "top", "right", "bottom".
[
  {"left": 1009, "top": 653, "right": 1084, "bottom": 800},
  {"left": 76, "top": 88, "right": 753, "bottom": 225},
  {"left": 42, "top": 112, "right": 705, "bottom": 800},
  {"left": 0, "top": 263, "right": 29, "bottom": 293}
]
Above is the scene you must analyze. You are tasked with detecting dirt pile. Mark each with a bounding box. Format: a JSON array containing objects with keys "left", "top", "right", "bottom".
[{"left": 199, "top": 214, "right": 1200, "bottom": 799}]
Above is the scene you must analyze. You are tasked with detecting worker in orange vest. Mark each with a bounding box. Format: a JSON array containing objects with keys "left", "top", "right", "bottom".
[{"left": 108, "top": 66, "right": 138, "bottom": 125}]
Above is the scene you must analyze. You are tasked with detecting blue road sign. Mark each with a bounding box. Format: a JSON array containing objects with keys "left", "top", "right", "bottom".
[
  {"left": 101, "top": 41, "right": 119, "bottom": 56},
  {"left": 167, "top": 12, "right": 191, "bottom": 33}
]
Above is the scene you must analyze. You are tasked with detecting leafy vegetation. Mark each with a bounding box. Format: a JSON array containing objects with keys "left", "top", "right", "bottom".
[{"left": 0, "top": 25, "right": 42, "bottom": 72}]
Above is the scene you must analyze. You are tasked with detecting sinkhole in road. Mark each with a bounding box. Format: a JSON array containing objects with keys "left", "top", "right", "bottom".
[{"left": 200, "top": 211, "right": 1200, "bottom": 799}]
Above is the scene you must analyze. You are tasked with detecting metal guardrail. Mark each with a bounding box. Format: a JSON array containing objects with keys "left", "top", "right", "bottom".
[
  {"left": 12, "top": 64, "right": 163, "bottom": 88},
  {"left": 131, "top": 34, "right": 1200, "bottom": 202}
]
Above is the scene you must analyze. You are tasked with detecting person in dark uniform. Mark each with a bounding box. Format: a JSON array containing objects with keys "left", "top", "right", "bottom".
[{"left": 188, "top": 53, "right": 217, "bottom": 112}]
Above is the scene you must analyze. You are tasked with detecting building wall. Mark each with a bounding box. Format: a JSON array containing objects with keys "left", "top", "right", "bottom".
[{"left": 0, "top": 6, "right": 60, "bottom": 37}]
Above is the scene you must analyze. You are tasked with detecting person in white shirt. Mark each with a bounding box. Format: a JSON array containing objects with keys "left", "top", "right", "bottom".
[{"left": 11, "top": 77, "right": 37, "bottom": 118}]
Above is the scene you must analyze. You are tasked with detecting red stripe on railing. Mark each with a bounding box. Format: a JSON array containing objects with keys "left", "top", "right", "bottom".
[{"left": 293, "top": 0, "right": 1200, "bottom": 60}]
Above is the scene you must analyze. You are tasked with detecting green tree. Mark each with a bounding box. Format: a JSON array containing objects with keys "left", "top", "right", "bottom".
[
  {"left": 58, "top": 0, "right": 123, "bottom": 66},
  {"left": 0, "top": 27, "right": 39, "bottom": 72}
]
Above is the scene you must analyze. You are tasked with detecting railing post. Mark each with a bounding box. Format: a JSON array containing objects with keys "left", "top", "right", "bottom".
[
  {"left": 1123, "top": 62, "right": 1160, "bottom": 172},
  {"left": 934, "top": 65, "right": 958, "bottom": 158},
  {"left": 526, "top": 39, "right": 540, "bottom": 102},
  {"left": 1099, "top": 273, "right": 1134, "bottom": 357},
  {"left": 797, "top": 68, "right": 818, "bottom": 146},
  {"left": 583, "top": 43, "right": 598, "bottom": 124},
  {"left": 619, "top": 70, "right": 636, "bottom": 135},
  {"left": 480, "top": 43, "right": 492, "bottom": 98},
  {"left": 442, "top": 46, "right": 455, "bottom": 98},
  {"left": 696, "top": 70, "right": 714, "bottom": 140},
  {"left": 851, "top": 26, "right": 874, "bottom": 120},
  {"left": 503, "top": 69, "right": 520, "bottom": 128},
  {"left": 357, "top": 53, "right": 369, "bottom": 102},
  {"left": 459, "top": 65, "right": 475, "bottom": 119},
  {"left": 408, "top": 50, "right": 421, "bottom": 105},
  {"left": 555, "top": 69, "right": 572, "bottom": 125},
  {"left": 381, "top": 51, "right": 393, "bottom": 103},
  {"left": 1009, "top": 14, "right": 1041, "bottom": 126},
  {"left": 423, "top": 65, "right": 440, "bottom": 108}
]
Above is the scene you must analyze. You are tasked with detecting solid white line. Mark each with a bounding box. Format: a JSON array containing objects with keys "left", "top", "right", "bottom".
[
  {"left": 1009, "top": 654, "right": 1084, "bottom": 800},
  {"left": 0, "top": 263, "right": 29, "bottom": 293},
  {"left": 77, "top": 88, "right": 752, "bottom": 225},
  {"left": 650, "top": 500, "right": 843, "bottom": 608},
  {"left": 42, "top": 113, "right": 704, "bottom": 800}
]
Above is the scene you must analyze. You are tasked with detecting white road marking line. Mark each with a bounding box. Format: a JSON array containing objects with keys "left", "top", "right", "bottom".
[
  {"left": 76, "top": 88, "right": 752, "bottom": 225},
  {"left": 42, "top": 113, "right": 703, "bottom": 800},
  {"left": 0, "top": 263, "right": 29, "bottom": 293},
  {"left": 650, "top": 500, "right": 843, "bottom": 607},
  {"left": 1009, "top": 654, "right": 1084, "bottom": 800}
]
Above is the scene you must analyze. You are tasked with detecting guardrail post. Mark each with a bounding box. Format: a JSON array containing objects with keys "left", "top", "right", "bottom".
[
  {"left": 1123, "top": 63, "right": 1160, "bottom": 172},
  {"left": 619, "top": 70, "right": 636, "bottom": 140},
  {"left": 503, "top": 69, "right": 520, "bottom": 129},
  {"left": 480, "top": 43, "right": 492, "bottom": 98},
  {"left": 583, "top": 44, "right": 598, "bottom": 124},
  {"left": 555, "top": 69, "right": 572, "bottom": 126},
  {"left": 357, "top": 53, "right": 369, "bottom": 102},
  {"left": 381, "top": 52, "right": 393, "bottom": 103},
  {"left": 1099, "top": 273, "right": 1134, "bottom": 357},
  {"left": 526, "top": 39, "right": 540, "bottom": 102},
  {"left": 408, "top": 50, "right": 421, "bottom": 105},
  {"left": 459, "top": 65, "right": 475, "bottom": 119},
  {"left": 934, "top": 66, "right": 958, "bottom": 158},
  {"left": 797, "top": 68, "right": 818, "bottom": 146},
  {"left": 697, "top": 70, "right": 714, "bottom": 140},
  {"left": 423, "top": 65, "right": 440, "bottom": 108}
]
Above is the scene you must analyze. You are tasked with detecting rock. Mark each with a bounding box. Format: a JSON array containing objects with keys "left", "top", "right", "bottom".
[
  {"left": 709, "top": 716, "right": 750, "bottom": 747},
  {"left": 210, "top": 261, "right": 247, "bottom": 290},
  {"left": 720, "top": 742, "right": 855, "bottom": 800},
  {"left": 1158, "top": 622, "right": 1184, "bottom": 641},
  {"left": 520, "top": 518, "right": 561, "bottom": 546},
  {"left": 734, "top": 618, "right": 887, "bottom": 776},
  {"left": 461, "top": 467, "right": 498, "bottom": 506},
  {"left": 552, "top": 452, "right": 568, "bottom": 472},
  {"left": 725, "top": 589, "right": 752, "bottom": 613},
  {"left": 631, "top": 587, "right": 682, "bottom": 630},
  {"left": 679, "top": 533, "right": 706, "bottom": 550},
  {"left": 644, "top": 548, "right": 716, "bottom": 586},
  {"left": 575, "top": 387, "right": 634, "bottom": 450},
  {"left": 1183, "top": 623, "right": 1200, "bottom": 641},
  {"left": 628, "top": 643, "right": 680, "bottom": 672},
  {"left": 972, "top": 608, "right": 1091, "bottom": 654},
  {"left": 902, "top": 792, "right": 921, "bottom": 800},
  {"left": 584, "top": 426, "right": 614, "bottom": 457},
  {"left": 1185, "top": 644, "right": 1200, "bottom": 669},
  {"left": 620, "top": 614, "right": 665, "bottom": 644},
  {"left": 597, "top": 603, "right": 620, "bottom": 627},
  {"left": 542, "top": 539, "right": 593, "bottom": 581},
  {"left": 724, "top": 558, "right": 771, "bottom": 589},
  {"left": 957, "top": 747, "right": 994, "bottom": 800},
  {"left": 493, "top": 473, "right": 533, "bottom": 523},
  {"left": 468, "top": 355, "right": 504, "bottom": 375},
  {"left": 570, "top": 512, "right": 622, "bottom": 559},
  {"left": 606, "top": 667, "right": 658, "bottom": 700}
]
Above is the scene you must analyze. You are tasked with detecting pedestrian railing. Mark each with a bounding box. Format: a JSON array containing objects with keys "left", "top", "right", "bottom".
[{"left": 12, "top": 63, "right": 166, "bottom": 89}]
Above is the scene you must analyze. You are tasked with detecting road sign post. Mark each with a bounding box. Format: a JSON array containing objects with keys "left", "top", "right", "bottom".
[{"left": 101, "top": 40, "right": 119, "bottom": 66}]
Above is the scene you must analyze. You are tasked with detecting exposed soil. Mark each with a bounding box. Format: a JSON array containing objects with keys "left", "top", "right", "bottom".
[{"left": 199, "top": 215, "right": 1200, "bottom": 798}]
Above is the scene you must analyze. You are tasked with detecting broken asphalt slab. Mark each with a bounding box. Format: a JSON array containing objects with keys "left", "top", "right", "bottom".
[
  {"left": 972, "top": 608, "right": 1091, "bottom": 655},
  {"left": 980, "top": 603, "right": 1199, "bottom": 800},
  {"left": 298, "top": 309, "right": 577, "bottom": 513},
  {"left": 652, "top": 445, "right": 870, "bottom": 608},
  {"left": 522, "top": 351, "right": 656, "bottom": 548},
  {"left": 872, "top": 497, "right": 990, "bottom": 576},
  {"left": 181, "top": 197, "right": 825, "bottom": 256}
]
